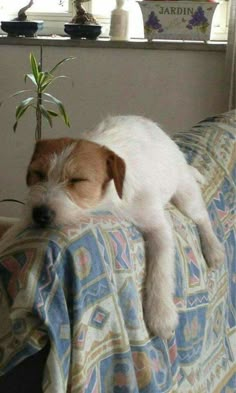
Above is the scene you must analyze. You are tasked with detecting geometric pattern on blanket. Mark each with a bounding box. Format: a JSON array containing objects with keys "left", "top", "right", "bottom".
[{"left": 0, "top": 110, "right": 235, "bottom": 392}]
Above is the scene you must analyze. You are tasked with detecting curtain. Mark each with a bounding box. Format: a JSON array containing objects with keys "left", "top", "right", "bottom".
[{"left": 225, "top": 0, "right": 236, "bottom": 110}]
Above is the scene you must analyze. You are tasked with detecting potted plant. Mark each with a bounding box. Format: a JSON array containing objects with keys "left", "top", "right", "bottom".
[
  {"left": 64, "top": 0, "right": 102, "bottom": 39},
  {"left": 1, "top": 0, "right": 44, "bottom": 37},
  {"left": 1, "top": 50, "right": 75, "bottom": 140},
  {"left": 0, "top": 51, "right": 75, "bottom": 206}
]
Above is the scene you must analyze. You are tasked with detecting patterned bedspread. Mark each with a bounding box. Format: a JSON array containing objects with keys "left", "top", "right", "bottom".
[{"left": 0, "top": 110, "right": 235, "bottom": 393}]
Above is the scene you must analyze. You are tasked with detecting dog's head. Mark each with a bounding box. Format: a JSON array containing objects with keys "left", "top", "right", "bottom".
[{"left": 26, "top": 137, "right": 125, "bottom": 227}]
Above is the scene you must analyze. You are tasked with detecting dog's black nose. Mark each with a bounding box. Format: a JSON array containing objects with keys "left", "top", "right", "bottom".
[{"left": 32, "top": 205, "right": 55, "bottom": 227}]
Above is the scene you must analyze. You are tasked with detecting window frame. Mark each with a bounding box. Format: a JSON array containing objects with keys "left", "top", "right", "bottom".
[
  {"left": 90, "top": 0, "right": 229, "bottom": 41},
  {"left": 0, "top": 0, "right": 74, "bottom": 35},
  {"left": 0, "top": 0, "right": 229, "bottom": 40},
  {"left": 210, "top": 0, "right": 229, "bottom": 41}
]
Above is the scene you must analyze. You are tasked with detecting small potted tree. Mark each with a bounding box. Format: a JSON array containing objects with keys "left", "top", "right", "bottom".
[
  {"left": 64, "top": 0, "right": 101, "bottom": 39},
  {"left": 0, "top": 51, "right": 74, "bottom": 206},
  {"left": 1, "top": 0, "right": 44, "bottom": 37},
  {"left": 1, "top": 51, "right": 75, "bottom": 140}
]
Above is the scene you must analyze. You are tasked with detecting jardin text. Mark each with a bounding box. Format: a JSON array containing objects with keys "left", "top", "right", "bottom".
[{"left": 159, "top": 6, "right": 194, "bottom": 15}]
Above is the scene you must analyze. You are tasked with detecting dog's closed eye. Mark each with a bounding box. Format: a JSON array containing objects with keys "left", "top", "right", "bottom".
[
  {"left": 26, "top": 169, "right": 47, "bottom": 185},
  {"left": 69, "top": 178, "right": 88, "bottom": 185},
  {"left": 33, "top": 170, "right": 46, "bottom": 181}
]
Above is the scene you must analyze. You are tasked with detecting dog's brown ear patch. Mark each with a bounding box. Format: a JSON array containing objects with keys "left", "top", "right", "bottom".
[{"left": 106, "top": 152, "right": 126, "bottom": 199}]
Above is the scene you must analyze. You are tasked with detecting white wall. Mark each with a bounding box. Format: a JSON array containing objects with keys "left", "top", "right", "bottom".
[{"left": 0, "top": 44, "right": 227, "bottom": 217}]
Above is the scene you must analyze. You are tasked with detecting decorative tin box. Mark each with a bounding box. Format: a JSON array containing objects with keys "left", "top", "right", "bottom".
[{"left": 137, "top": 1, "right": 218, "bottom": 41}]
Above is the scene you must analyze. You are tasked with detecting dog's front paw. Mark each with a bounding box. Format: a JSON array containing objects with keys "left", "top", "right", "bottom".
[
  {"left": 144, "top": 297, "right": 178, "bottom": 339},
  {"left": 203, "top": 240, "right": 224, "bottom": 270}
]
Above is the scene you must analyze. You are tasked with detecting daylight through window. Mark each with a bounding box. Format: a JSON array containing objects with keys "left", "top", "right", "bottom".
[
  {"left": 0, "top": 0, "right": 229, "bottom": 40},
  {"left": 0, "top": 0, "right": 70, "bottom": 15}
]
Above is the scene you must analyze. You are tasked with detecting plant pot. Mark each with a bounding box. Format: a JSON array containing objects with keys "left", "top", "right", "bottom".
[
  {"left": 64, "top": 23, "right": 102, "bottom": 39},
  {"left": 137, "top": 1, "right": 218, "bottom": 41},
  {"left": 1, "top": 20, "right": 44, "bottom": 37}
]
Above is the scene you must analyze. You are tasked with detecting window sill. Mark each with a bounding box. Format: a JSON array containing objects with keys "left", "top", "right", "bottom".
[{"left": 0, "top": 35, "right": 227, "bottom": 52}]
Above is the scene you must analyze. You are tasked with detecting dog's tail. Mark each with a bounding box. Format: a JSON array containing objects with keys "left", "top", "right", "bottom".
[{"left": 189, "top": 166, "right": 206, "bottom": 186}]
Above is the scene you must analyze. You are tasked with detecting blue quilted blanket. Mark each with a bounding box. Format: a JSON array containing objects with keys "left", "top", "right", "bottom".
[{"left": 0, "top": 110, "right": 235, "bottom": 392}]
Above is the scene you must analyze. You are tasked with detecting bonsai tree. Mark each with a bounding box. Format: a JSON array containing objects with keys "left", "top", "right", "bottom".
[
  {"left": 13, "top": 0, "right": 34, "bottom": 21},
  {"left": 71, "top": 0, "right": 98, "bottom": 24},
  {"left": 1, "top": 52, "right": 75, "bottom": 140}
]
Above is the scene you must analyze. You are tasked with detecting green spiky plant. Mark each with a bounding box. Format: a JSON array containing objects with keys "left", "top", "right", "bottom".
[
  {"left": 4, "top": 52, "right": 75, "bottom": 140},
  {"left": 0, "top": 52, "right": 75, "bottom": 206}
]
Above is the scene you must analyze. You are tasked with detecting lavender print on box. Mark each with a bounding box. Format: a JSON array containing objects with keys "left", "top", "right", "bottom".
[{"left": 186, "top": 6, "right": 209, "bottom": 34}]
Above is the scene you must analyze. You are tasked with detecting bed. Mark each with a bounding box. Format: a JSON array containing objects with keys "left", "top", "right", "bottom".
[{"left": 0, "top": 110, "right": 235, "bottom": 392}]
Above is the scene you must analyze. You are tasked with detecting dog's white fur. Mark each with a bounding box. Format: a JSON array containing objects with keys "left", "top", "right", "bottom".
[{"left": 0, "top": 116, "right": 224, "bottom": 339}]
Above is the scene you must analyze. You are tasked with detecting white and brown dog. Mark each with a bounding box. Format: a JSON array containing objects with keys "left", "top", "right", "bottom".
[{"left": 4, "top": 116, "right": 225, "bottom": 338}]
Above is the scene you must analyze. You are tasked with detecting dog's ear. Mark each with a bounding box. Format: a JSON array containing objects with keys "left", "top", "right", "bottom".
[
  {"left": 26, "top": 141, "right": 41, "bottom": 186},
  {"left": 26, "top": 140, "right": 47, "bottom": 185},
  {"left": 106, "top": 152, "right": 126, "bottom": 199}
]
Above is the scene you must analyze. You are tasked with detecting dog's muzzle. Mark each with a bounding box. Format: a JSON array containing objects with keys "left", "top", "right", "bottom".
[{"left": 32, "top": 205, "right": 56, "bottom": 227}]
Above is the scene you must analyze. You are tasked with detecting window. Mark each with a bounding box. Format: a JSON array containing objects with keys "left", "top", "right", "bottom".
[
  {"left": 90, "top": 0, "right": 229, "bottom": 41},
  {"left": 0, "top": 0, "right": 229, "bottom": 40},
  {"left": 0, "top": 0, "right": 70, "bottom": 14},
  {"left": 210, "top": 0, "right": 229, "bottom": 40},
  {"left": 90, "top": 0, "right": 144, "bottom": 38},
  {"left": 0, "top": 0, "right": 73, "bottom": 35}
]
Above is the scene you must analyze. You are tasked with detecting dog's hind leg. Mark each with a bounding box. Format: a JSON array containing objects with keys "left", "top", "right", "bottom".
[
  {"left": 172, "top": 173, "right": 224, "bottom": 269},
  {"left": 133, "top": 202, "right": 178, "bottom": 339}
]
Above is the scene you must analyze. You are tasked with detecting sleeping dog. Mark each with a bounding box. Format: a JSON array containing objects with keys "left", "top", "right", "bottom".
[{"left": 4, "top": 116, "right": 225, "bottom": 338}]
